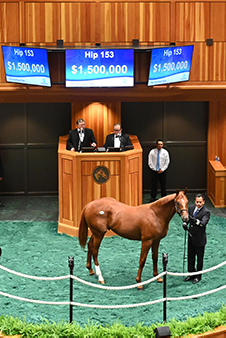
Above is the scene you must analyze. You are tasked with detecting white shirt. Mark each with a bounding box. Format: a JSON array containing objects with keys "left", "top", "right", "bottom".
[
  {"left": 114, "top": 134, "right": 121, "bottom": 148},
  {"left": 77, "top": 128, "right": 84, "bottom": 142},
  {"left": 148, "top": 148, "right": 170, "bottom": 172}
]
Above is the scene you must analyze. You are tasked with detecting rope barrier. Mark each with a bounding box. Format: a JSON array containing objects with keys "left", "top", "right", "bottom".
[
  {"left": 71, "top": 272, "right": 166, "bottom": 290},
  {"left": 167, "top": 285, "right": 226, "bottom": 301},
  {"left": 0, "top": 291, "right": 69, "bottom": 305},
  {"left": 0, "top": 264, "right": 70, "bottom": 281},
  {"left": 0, "top": 261, "right": 225, "bottom": 310},
  {"left": 71, "top": 298, "right": 166, "bottom": 309},
  {"left": 167, "top": 260, "right": 226, "bottom": 277}
]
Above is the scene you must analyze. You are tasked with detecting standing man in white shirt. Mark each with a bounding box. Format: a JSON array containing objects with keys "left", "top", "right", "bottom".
[{"left": 148, "top": 139, "right": 170, "bottom": 202}]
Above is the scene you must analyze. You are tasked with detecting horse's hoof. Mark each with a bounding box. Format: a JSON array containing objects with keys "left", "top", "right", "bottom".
[
  {"left": 99, "top": 280, "right": 105, "bottom": 284},
  {"left": 157, "top": 277, "right": 163, "bottom": 283},
  {"left": 137, "top": 286, "right": 144, "bottom": 291},
  {"left": 89, "top": 270, "right": 95, "bottom": 276}
]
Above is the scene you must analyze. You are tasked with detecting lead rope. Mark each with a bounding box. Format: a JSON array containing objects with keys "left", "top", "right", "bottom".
[{"left": 183, "top": 228, "right": 187, "bottom": 274}]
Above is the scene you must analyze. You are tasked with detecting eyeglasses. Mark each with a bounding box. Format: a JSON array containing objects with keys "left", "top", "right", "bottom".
[{"left": 114, "top": 129, "right": 121, "bottom": 132}]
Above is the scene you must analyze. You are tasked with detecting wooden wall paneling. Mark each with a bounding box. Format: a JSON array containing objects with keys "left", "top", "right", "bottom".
[
  {"left": 60, "top": 2, "right": 96, "bottom": 43},
  {"left": 101, "top": 160, "right": 121, "bottom": 199},
  {"left": 104, "top": 102, "right": 121, "bottom": 141},
  {"left": 210, "top": 2, "right": 226, "bottom": 42},
  {"left": 25, "top": 2, "right": 61, "bottom": 43},
  {"left": 149, "top": 2, "right": 170, "bottom": 43},
  {"left": 194, "top": 2, "right": 209, "bottom": 42},
  {"left": 129, "top": 156, "right": 139, "bottom": 206},
  {"left": 0, "top": 50, "right": 6, "bottom": 83},
  {"left": 209, "top": 42, "right": 226, "bottom": 81},
  {"left": 19, "top": 0, "right": 25, "bottom": 43},
  {"left": 100, "top": 2, "right": 170, "bottom": 43},
  {"left": 175, "top": 2, "right": 194, "bottom": 42},
  {"left": 188, "top": 42, "right": 209, "bottom": 81},
  {"left": 175, "top": 2, "right": 209, "bottom": 42},
  {"left": 82, "top": 166, "right": 102, "bottom": 207},
  {"left": 62, "top": 159, "right": 74, "bottom": 221},
  {"left": 0, "top": 2, "right": 20, "bottom": 43}
]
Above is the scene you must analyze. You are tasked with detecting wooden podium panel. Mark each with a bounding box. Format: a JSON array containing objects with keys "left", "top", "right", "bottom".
[
  {"left": 208, "top": 160, "right": 226, "bottom": 208},
  {"left": 58, "top": 135, "right": 143, "bottom": 236}
]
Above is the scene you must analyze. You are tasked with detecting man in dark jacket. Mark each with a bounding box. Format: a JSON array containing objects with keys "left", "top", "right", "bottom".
[
  {"left": 104, "top": 123, "right": 132, "bottom": 151},
  {"left": 183, "top": 194, "right": 210, "bottom": 284},
  {"left": 67, "top": 118, "right": 97, "bottom": 151}
]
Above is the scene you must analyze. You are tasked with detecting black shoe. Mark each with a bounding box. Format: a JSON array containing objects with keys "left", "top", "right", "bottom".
[
  {"left": 192, "top": 278, "right": 200, "bottom": 284},
  {"left": 0, "top": 201, "right": 4, "bottom": 207},
  {"left": 183, "top": 276, "right": 193, "bottom": 282}
]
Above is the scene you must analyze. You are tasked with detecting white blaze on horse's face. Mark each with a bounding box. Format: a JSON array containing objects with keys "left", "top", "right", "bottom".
[
  {"left": 175, "top": 193, "right": 189, "bottom": 223},
  {"left": 99, "top": 211, "right": 105, "bottom": 215}
]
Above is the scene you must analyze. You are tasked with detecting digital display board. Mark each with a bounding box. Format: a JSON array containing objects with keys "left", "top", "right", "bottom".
[
  {"left": 2, "top": 46, "right": 51, "bottom": 87},
  {"left": 65, "top": 49, "right": 134, "bottom": 87},
  {"left": 148, "top": 45, "right": 194, "bottom": 86}
]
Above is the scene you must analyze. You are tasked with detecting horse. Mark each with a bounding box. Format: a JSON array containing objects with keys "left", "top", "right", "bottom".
[{"left": 78, "top": 189, "right": 189, "bottom": 289}]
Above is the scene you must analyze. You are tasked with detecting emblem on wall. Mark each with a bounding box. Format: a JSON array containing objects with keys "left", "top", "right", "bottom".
[{"left": 93, "top": 166, "right": 110, "bottom": 184}]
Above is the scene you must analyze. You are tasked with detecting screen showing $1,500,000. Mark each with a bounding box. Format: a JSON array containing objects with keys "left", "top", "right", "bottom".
[
  {"left": 65, "top": 49, "right": 134, "bottom": 87},
  {"left": 148, "top": 45, "right": 194, "bottom": 86},
  {"left": 2, "top": 46, "right": 51, "bottom": 87}
]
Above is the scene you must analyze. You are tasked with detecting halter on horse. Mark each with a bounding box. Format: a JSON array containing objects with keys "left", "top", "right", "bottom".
[{"left": 79, "top": 189, "right": 189, "bottom": 289}]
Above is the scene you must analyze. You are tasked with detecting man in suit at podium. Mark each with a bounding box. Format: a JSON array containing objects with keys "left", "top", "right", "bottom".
[
  {"left": 67, "top": 118, "right": 97, "bottom": 151},
  {"left": 104, "top": 123, "right": 132, "bottom": 151}
]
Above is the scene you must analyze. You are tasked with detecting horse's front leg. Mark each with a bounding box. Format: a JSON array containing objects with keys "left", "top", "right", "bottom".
[
  {"left": 152, "top": 240, "right": 163, "bottom": 283},
  {"left": 136, "top": 239, "right": 152, "bottom": 290},
  {"left": 86, "top": 235, "right": 95, "bottom": 275},
  {"left": 92, "top": 233, "right": 105, "bottom": 284}
]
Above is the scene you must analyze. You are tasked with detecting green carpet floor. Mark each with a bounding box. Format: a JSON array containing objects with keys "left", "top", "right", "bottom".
[{"left": 0, "top": 213, "right": 225, "bottom": 327}]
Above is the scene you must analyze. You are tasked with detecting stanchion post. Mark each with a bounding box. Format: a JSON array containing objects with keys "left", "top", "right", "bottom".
[
  {"left": 68, "top": 256, "right": 74, "bottom": 323},
  {"left": 162, "top": 253, "right": 168, "bottom": 322}
]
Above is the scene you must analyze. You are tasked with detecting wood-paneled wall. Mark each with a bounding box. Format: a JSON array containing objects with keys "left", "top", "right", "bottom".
[
  {"left": 1, "top": 0, "right": 226, "bottom": 85},
  {"left": 1, "top": 0, "right": 226, "bottom": 183}
]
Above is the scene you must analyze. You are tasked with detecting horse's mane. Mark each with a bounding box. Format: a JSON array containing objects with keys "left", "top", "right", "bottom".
[{"left": 148, "top": 193, "right": 176, "bottom": 207}]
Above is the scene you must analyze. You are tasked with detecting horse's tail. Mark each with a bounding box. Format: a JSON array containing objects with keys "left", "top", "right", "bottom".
[{"left": 78, "top": 207, "right": 88, "bottom": 249}]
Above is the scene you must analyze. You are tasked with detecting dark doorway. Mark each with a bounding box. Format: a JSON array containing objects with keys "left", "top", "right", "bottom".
[
  {"left": 122, "top": 101, "right": 208, "bottom": 193},
  {"left": 0, "top": 103, "right": 71, "bottom": 195}
]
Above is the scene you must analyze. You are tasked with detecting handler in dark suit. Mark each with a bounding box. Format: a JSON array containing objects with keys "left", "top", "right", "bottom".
[
  {"left": 0, "top": 154, "right": 4, "bottom": 207},
  {"left": 183, "top": 194, "right": 210, "bottom": 284},
  {"left": 104, "top": 123, "right": 132, "bottom": 151},
  {"left": 67, "top": 118, "right": 97, "bottom": 151}
]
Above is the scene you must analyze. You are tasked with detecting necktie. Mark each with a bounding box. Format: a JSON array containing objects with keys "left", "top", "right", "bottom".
[
  {"left": 193, "top": 209, "right": 199, "bottom": 217},
  {"left": 116, "top": 135, "right": 121, "bottom": 138},
  {"left": 156, "top": 150, "right": 160, "bottom": 171}
]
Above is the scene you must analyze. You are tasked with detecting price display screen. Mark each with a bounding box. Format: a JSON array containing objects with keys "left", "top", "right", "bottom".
[
  {"left": 2, "top": 46, "right": 51, "bottom": 87},
  {"left": 148, "top": 45, "right": 194, "bottom": 86},
  {"left": 65, "top": 49, "right": 134, "bottom": 87}
]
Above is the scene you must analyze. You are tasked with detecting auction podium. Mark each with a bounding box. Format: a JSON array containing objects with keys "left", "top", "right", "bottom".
[
  {"left": 58, "top": 135, "right": 143, "bottom": 236},
  {"left": 208, "top": 160, "right": 226, "bottom": 208}
]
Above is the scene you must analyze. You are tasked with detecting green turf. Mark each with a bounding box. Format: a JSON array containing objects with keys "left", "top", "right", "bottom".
[{"left": 0, "top": 214, "right": 225, "bottom": 326}]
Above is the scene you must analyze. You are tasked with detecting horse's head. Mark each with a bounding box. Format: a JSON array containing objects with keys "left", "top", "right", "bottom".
[{"left": 174, "top": 188, "right": 189, "bottom": 223}]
